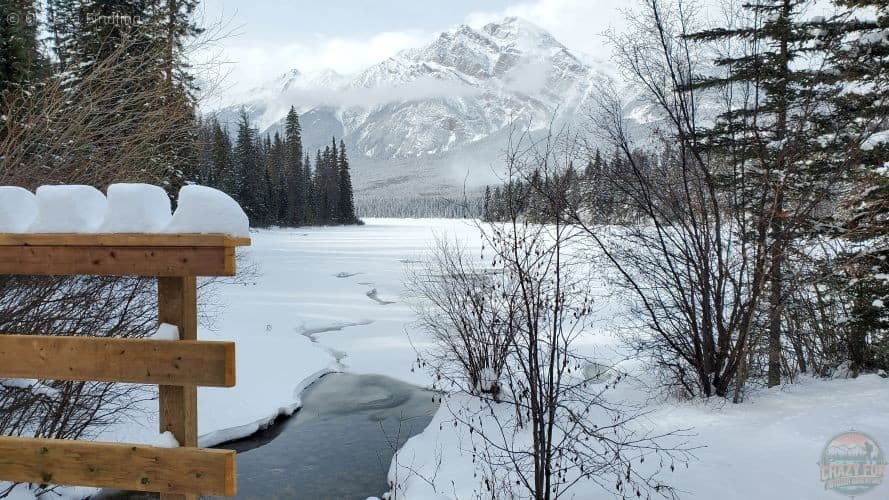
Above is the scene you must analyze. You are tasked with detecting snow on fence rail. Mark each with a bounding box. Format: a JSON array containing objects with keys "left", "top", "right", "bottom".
[{"left": 0, "top": 183, "right": 251, "bottom": 500}]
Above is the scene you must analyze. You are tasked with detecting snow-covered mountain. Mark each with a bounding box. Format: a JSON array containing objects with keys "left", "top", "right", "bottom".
[{"left": 213, "top": 17, "right": 605, "bottom": 198}]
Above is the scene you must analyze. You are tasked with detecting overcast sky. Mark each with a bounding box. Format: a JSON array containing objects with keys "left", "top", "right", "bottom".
[{"left": 193, "top": 0, "right": 629, "bottom": 107}]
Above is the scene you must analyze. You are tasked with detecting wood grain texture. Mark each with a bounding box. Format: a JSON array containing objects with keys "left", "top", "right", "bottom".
[
  {"left": 0, "top": 245, "right": 236, "bottom": 276},
  {"left": 158, "top": 276, "right": 202, "bottom": 500},
  {"left": 0, "top": 436, "right": 235, "bottom": 496},
  {"left": 0, "top": 233, "right": 250, "bottom": 247},
  {"left": 0, "top": 334, "right": 234, "bottom": 387}
]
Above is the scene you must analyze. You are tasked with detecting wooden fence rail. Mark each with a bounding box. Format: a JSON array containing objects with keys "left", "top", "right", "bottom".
[{"left": 0, "top": 233, "right": 249, "bottom": 499}]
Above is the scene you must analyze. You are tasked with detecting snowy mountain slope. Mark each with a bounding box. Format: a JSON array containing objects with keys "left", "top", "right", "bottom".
[{"left": 212, "top": 17, "right": 610, "bottom": 198}]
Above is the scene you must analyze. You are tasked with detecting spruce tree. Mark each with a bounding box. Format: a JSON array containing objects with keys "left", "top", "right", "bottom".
[
  {"left": 483, "top": 186, "right": 493, "bottom": 221},
  {"left": 492, "top": 186, "right": 503, "bottom": 221},
  {"left": 210, "top": 119, "right": 235, "bottom": 194},
  {"left": 337, "top": 139, "right": 356, "bottom": 223},
  {"left": 326, "top": 138, "right": 340, "bottom": 223},
  {"left": 270, "top": 132, "right": 287, "bottom": 224},
  {"left": 0, "top": 0, "right": 44, "bottom": 114},
  {"left": 827, "top": 0, "right": 889, "bottom": 370},
  {"left": 313, "top": 149, "right": 325, "bottom": 223},
  {"left": 687, "top": 0, "right": 846, "bottom": 386},
  {"left": 304, "top": 152, "right": 315, "bottom": 224},
  {"left": 234, "top": 109, "right": 263, "bottom": 224},
  {"left": 259, "top": 134, "right": 274, "bottom": 226},
  {"left": 284, "top": 107, "right": 305, "bottom": 225}
]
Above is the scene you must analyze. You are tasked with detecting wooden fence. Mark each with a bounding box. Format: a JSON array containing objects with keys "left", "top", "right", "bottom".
[{"left": 0, "top": 233, "right": 250, "bottom": 499}]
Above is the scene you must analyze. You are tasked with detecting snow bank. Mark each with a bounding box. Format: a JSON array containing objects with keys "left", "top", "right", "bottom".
[
  {"left": 390, "top": 374, "right": 889, "bottom": 500},
  {"left": 0, "top": 187, "right": 37, "bottom": 232},
  {"left": 28, "top": 185, "right": 107, "bottom": 233},
  {"left": 196, "top": 329, "right": 336, "bottom": 447},
  {"left": 100, "top": 183, "right": 171, "bottom": 232},
  {"left": 164, "top": 185, "right": 249, "bottom": 237}
]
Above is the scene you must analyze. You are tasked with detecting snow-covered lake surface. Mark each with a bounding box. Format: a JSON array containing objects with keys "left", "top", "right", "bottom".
[{"left": 4, "top": 218, "right": 888, "bottom": 500}]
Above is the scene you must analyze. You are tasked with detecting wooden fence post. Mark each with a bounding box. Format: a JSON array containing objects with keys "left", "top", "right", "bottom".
[
  {"left": 158, "top": 276, "right": 199, "bottom": 500},
  {"left": 0, "top": 233, "right": 247, "bottom": 497}
]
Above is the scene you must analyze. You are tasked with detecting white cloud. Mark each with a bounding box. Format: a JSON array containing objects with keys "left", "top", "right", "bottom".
[
  {"left": 250, "top": 77, "right": 483, "bottom": 131},
  {"left": 194, "top": 0, "right": 633, "bottom": 109},
  {"left": 465, "top": 0, "right": 628, "bottom": 67},
  {"left": 194, "top": 29, "right": 434, "bottom": 109}
]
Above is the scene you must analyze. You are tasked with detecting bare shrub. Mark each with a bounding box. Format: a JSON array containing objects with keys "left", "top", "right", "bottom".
[
  {"left": 407, "top": 129, "right": 689, "bottom": 500},
  {"left": 567, "top": 0, "right": 773, "bottom": 401},
  {"left": 407, "top": 237, "right": 520, "bottom": 399},
  {"left": 0, "top": 39, "right": 197, "bottom": 189}
]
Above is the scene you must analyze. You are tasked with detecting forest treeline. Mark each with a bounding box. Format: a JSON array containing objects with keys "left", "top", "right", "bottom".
[{"left": 198, "top": 108, "right": 359, "bottom": 227}]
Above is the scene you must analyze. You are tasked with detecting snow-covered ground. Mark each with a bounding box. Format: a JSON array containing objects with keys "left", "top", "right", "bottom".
[
  {"left": 391, "top": 367, "right": 889, "bottom": 500},
  {"left": 4, "top": 218, "right": 887, "bottom": 499}
]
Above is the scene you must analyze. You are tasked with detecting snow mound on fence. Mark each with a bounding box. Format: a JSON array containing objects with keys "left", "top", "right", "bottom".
[
  {"left": 28, "top": 185, "right": 108, "bottom": 233},
  {"left": 164, "top": 185, "right": 250, "bottom": 237},
  {"left": 151, "top": 323, "right": 180, "bottom": 340},
  {"left": 0, "top": 183, "right": 249, "bottom": 236},
  {"left": 0, "top": 186, "right": 38, "bottom": 232},
  {"left": 100, "top": 183, "right": 172, "bottom": 232}
]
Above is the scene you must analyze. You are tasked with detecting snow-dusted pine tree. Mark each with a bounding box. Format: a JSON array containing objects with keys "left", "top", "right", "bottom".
[
  {"left": 687, "top": 0, "right": 851, "bottom": 386},
  {"left": 828, "top": 0, "right": 889, "bottom": 370}
]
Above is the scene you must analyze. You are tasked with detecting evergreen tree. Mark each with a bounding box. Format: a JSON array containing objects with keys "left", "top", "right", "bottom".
[
  {"left": 313, "top": 149, "right": 325, "bottom": 223},
  {"left": 234, "top": 109, "right": 264, "bottom": 224},
  {"left": 687, "top": 0, "right": 846, "bottom": 386},
  {"left": 337, "top": 139, "right": 356, "bottom": 223},
  {"left": 584, "top": 149, "right": 602, "bottom": 179},
  {"left": 492, "top": 186, "right": 503, "bottom": 221},
  {"left": 259, "top": 134, "right": 274, "bottom": 225},
  {"left": 483, "top": 186, "right": 493, "bottom": 221},
  {"left": 194, "top": 118, "right": 359, "bottom": 228},
  {"left": 304, "top": 152, "right": 315, "bottom": 224},
  {"left": 827, "top": 0, "right": 889, "bottom": 370},
  {"left": 210, "top": 119, "right": 235, "bottom": 194},
  {"left": 284, "top": 106, "right": 305, "bottom": 225},
  {"left": 269, "top": 132, "right": 286, "bottom": 224},
  {"left": 47, "top": 0, "right": 202, "bottom": 194},
  {"left": 0, "top": 0, "right": 45, "bottom": 114},
  {"left": 326, "top": 138, "right": 340, "bottom": 223}
]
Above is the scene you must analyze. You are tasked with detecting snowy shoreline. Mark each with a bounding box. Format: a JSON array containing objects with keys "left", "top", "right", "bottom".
[
  {"left": 3, "top": 219, "right": 886, "bottom": 500},
  {"left": 198, "top": 366, "right": 335, "bottom": 448}
]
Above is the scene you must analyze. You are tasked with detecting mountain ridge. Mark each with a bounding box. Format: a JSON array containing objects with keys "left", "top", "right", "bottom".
[{"left": 210, "top": 17, "right": 609, "bottom": 198}]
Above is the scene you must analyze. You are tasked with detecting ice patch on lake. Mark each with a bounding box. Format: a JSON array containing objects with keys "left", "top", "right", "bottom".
[{"left": 366, "top": 288, "right": 396, "bottom": 305}]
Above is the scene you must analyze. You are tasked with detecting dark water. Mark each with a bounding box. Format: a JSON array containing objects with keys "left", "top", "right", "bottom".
[
  {"left": 97, "top": 372, "right": 439, "bottom": 500},
  {"left": 226, "top": 373, "right": 438, "bottom": 500}
]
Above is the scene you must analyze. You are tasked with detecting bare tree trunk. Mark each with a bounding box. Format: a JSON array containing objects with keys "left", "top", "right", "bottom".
[
  {"left": 767, "top": 0, "right": 792, "bottom": 388},
  {"left": 767, "top": 215, "right": 784, "bottom": 387}
]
